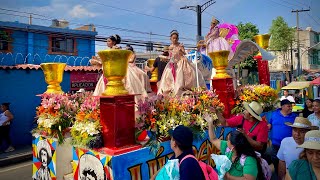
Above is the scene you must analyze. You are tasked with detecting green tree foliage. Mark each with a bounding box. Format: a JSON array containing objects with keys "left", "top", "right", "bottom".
[
  {"left": 269, "top": 16, "right": 295, "bottom": 51},
  {"left": 237, "top": 22, "right": 259, "bottom": 71},
  {"left": 237, "top": 22, "right": 259, "bottom": 41}
]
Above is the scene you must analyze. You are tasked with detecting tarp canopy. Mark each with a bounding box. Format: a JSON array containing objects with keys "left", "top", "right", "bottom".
[
  {"left": 311, "top": 77, "right": 320, "bottom": 85},
  {"left": 281, "top": 81, "right": 311, "bottom": 90}
]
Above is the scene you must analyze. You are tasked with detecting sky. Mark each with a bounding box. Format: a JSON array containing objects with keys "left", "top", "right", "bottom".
[{"left": 0, "top": 0, "right": 319, "bottom": 52}]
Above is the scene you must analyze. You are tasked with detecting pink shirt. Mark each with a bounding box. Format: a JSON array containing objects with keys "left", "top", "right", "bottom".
[{"left": 227, "top": 115, "right": 269, "bottom": 143}]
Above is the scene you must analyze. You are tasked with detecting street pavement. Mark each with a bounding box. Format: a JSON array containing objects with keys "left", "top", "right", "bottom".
[{"left": 0, "top": 160, "right": 32, "bottom": 180}]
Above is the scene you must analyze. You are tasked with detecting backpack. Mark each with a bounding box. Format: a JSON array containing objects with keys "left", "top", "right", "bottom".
[
  {"left": 180, "top": 155, "right": 218, "bottom": 180},
  {"left": 239, "top": 153, "right": 272, "bottom": 180}
]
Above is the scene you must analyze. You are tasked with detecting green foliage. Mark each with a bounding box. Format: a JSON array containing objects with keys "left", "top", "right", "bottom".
[
  {"left": 269, "top": 16, "right": 295, "bottom": 51},
  {"left": 237, "top": 22, "right": 259, "bottom": 41},
  {"left": 0, "top": 30, "right": 10, "bottom": 41},
  {"left": 236, "top": 22, "right": 260, "bottom": 70}
]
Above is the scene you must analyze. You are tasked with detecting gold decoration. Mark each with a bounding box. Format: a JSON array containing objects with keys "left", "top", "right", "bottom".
[
  {"left": 40, "top": 63, "right": 66, "bottom": 94},
  {"left": 148, "top": 59, "right": 158, "bottom": 82},
  {"left": 208, "top": 50, "right": 231, "bottom": 79},
  {"left": 98, "top": 49, "right": 132, "bottom": 96},
  {"left": 254, "top": 34, "right": 271, "bottom": 49}
]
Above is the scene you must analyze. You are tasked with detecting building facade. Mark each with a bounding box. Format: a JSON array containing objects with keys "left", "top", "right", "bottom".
[
  {"left": 268, "top": 27, "right": 320, "bottom": 76},
  {"left": 0, "top": 20, "right": 97, "bottom": 66}
]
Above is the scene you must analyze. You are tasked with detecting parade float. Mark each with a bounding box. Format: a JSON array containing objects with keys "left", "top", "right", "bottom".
[{"left": 31, "top": 25, "right": 277, "bottom": 179}]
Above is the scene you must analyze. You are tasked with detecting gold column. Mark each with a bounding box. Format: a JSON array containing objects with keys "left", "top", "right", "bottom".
[{"left": 208, "top": 50, "right": 231, "bottom": 79}]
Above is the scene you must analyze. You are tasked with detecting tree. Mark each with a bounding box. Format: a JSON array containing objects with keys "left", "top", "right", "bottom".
[
  {"left": 237, "top": 22, "right": 259, "bottom": 73},
  {"left": 237, "top": 22, "right": 259, "bottom": 41},
  {"left": 269, "top": 16, "right": 295, "bottom": 81}
]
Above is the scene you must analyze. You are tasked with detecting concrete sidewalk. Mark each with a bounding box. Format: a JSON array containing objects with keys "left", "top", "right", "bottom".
[{"left": 0, "top": 146, "right": 32, "bottom": 167}]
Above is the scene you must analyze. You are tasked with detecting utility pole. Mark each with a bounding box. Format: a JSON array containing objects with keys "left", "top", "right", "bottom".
[
  {"left": 291, "top": 8, "right": 310, "bottom": 77},
  {"left": 180, "top": 0, "right": 216, "bottom": 42}
]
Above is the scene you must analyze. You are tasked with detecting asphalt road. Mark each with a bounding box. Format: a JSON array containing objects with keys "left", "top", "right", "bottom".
[{"left": 0, "top": 160, "right": 32, "bottom": 180}]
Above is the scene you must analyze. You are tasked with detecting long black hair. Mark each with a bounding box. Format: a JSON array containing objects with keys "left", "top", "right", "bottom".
[
  {"left": 229, "top": 131, "right": 264, "bottom": 180},
  {"left": 108, "top": 34, "right": 121, "bottom": 44},
  {"left": 1, "top": 102, "right": 10, "bottom": 110}
]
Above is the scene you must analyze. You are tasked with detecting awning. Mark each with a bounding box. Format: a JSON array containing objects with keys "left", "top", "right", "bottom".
[
  {"left": 311, "top": 77, "right": 320, "bottom": 85},
  {"left": 281, "top": 81, "right": 311, "bottom": 90}
]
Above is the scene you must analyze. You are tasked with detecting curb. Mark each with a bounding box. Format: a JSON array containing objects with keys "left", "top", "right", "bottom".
[{"left": 0, "top": 150, "right": 32, "bottom": 167}]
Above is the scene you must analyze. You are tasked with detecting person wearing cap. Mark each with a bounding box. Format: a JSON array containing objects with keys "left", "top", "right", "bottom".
[
  {"left": 266, "top": 99, "right": 298, "bottom": 174},
  {"left": 76, "top": 88, "right": 85, "bottom": 93},
  {"left": 145, "top": 46, "right": 170, "bottom": 82},
  {"left": 286, "top": 130, "right": 320, "bottom": 180},
  {"left": 216, "top": 101, "right": 269, "bottom": 153},
  {"left": 167, "top": 125, "right": 205, "bottom": 180},
  {"left": 277, "top": 117, "right": 313, "bottom": 179},
  {"left": 0, "top": 102, "right": 14, "bottom": 153}
]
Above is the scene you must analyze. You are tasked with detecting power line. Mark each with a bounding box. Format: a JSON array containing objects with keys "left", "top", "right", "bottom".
[
  {"left": 84, "top": 0, "right": 208, "bottom": 28},
  {"left": 0, "top": 8, "right": 196, "bottom": 41},
  {"left": 306, "top": 12, "right": 320, "bottom": 27}
]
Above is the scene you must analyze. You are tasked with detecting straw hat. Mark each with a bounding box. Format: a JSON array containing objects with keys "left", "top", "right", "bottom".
[
  {"left": 297, "top": 130, "right": 320, "bottom": 150},
  {"left": 162, "top": 46, "right": 169, "bottom": 52},
  {"left": 243, "top": 101, "right": 263, "bottom": 121},
  {"left": 197, "top": 40, "right": 206, "bottom": 48},
  {"left": 285, "top": 117, "right": 312, "bottom": 129},
  {"left": 37, "top": 140, "right": 52, "bottom": 159}
]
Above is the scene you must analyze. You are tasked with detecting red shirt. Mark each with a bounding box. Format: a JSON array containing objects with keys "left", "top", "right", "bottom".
[{"left": 226, "top": 115, "right": 268, "bottom": 143}]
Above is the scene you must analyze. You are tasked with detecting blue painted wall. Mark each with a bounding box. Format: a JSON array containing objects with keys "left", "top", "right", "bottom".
[
  {"left": 0, "top": 69, "right": 71, "bottom": 148},
  {"left": 0, "top": 21, "right": 96, "bottom": 66}
]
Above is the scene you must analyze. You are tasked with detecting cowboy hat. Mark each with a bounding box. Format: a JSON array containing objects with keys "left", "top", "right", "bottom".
[
  {"left": 285, "top": 117, "right": 312, "bottom": 129},
  {"left": 243, "top": 101, "right": 263, "bottom": 121},
  {"left": 297, "top": 130, "right": 320, "bottom": 150},
  {"left": 36, "top": 140, "right": 52, "bottom": 159},
  {"left": 79, "top": 154, "right": 105, "bottom": 180}
]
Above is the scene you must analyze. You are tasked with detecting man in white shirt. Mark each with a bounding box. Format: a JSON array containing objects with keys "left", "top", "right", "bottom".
[
  {"left": 277, "top": 117, "right": 312, "bottom": 179},
  {"left": 280, "top": 90, "right": 295, "bottom": 103}
]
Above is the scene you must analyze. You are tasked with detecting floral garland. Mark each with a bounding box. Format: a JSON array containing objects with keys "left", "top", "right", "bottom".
[
  {"left": 232, "top": 84, "right": 279, "bottom": 115},
  {"left": 135, "top": 88, "right": 224, "bottom": 153}
]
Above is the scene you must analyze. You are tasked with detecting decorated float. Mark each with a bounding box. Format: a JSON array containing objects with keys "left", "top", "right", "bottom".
[{"left": 31, "top": 25, "right": 277, "bottom": 179}]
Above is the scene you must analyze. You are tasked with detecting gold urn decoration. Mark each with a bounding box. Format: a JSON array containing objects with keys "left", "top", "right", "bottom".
[
  {"left": 40, "top": 63, "right": 66, "bottom": 94},
  {"left": 147, "top": 59, "right": 158, "bottom": 82},
  {"left": 98, "top": 49, "right": 132, "bottom": 96},
  {"left": 254, "top": 34, "right": 271, "bottom": 50},
  {"left": 208, "top": 50, "right": 231, "bottom": 79}
]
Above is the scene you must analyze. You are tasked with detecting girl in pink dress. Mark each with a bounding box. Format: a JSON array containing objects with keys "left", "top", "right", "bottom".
[
  {"left": 157, "top": 30, "right": 206, "bottom": 96},
  {"left": 205, "top": 18, "right": 233, "bottom": 60}
]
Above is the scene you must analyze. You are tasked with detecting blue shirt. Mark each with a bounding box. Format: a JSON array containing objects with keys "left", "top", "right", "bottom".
[
  {"left": 170, "top": 149, "right": 205, "bottom": 180},
  {"left": 269, "top": 109, "right": 297, "bottom": 146}
]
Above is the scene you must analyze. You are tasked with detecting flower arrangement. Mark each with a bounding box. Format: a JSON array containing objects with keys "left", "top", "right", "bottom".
[
  {"left": 34, "top": 93, "right": 80, "bottom": 143},
  {"left": 232, "top": 84, "right": 278, "bottom": 114},
  {"left": 135, "top": 88, "right": 224, "bottom": 152},
  {"left": 71, "top": 95, "right": 102, "bottom": 148}
]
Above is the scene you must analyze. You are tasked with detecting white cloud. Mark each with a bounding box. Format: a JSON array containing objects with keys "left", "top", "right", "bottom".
[{"left": 69, "top": 5, "right": 97, "bottom": 18}]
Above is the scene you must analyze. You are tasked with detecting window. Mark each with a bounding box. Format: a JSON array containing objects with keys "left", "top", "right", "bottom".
[
  {"left": 0, "top": 29, "right": 12, "bottom": 52},
  {"left": 314, "top": 33, "right": 320, "bottom": 43},
  {"left": 311, "top": 50, "right": 320, "bottom": 65},
  {"left": 49, "top": 36, "right": 77, "bottom": 55}
]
